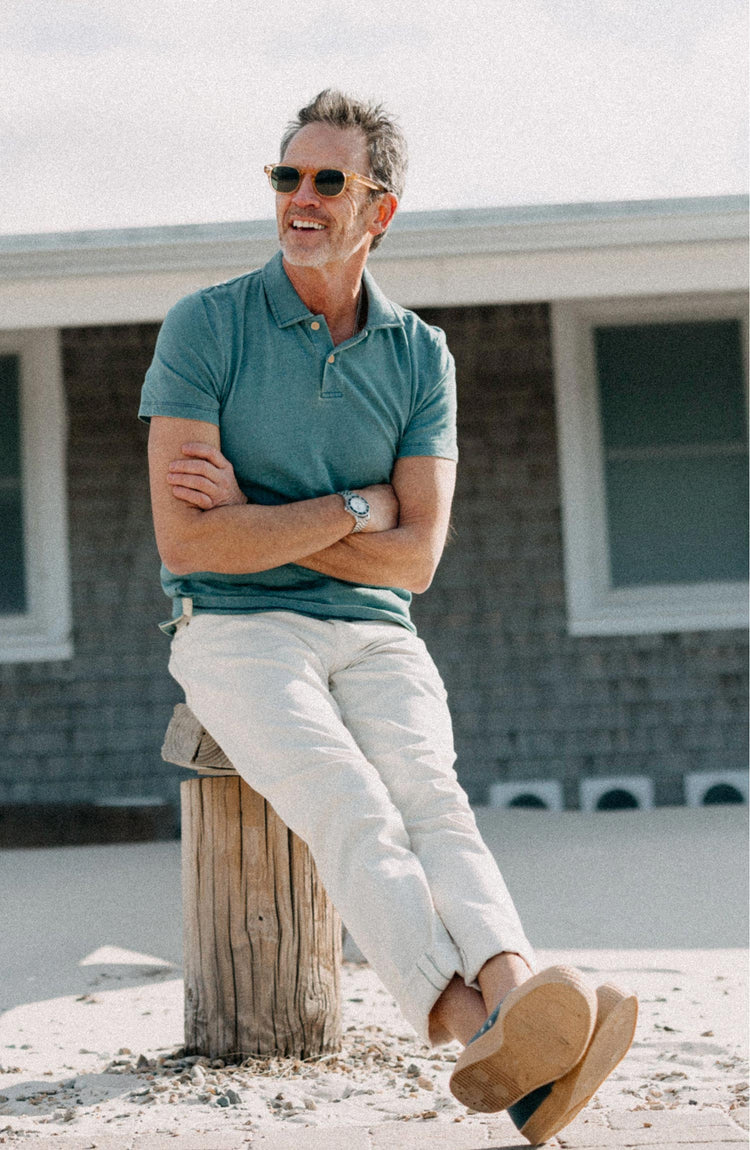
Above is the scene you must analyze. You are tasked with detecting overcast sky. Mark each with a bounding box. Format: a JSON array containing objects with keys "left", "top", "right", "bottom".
[{"left": 1, "top": 0, "right": 747, "bottom": 236}]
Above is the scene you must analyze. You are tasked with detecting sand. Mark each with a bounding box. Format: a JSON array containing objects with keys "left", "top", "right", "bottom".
[{"left": 0, "top": 806, "right": 747, "bottom": 1146}]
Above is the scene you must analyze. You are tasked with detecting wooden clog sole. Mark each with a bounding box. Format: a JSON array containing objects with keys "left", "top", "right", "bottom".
[
  {"left": 449, "top": 965, "right": 597, "bottom": 1114},
  {"left": 516, "top": 983, "right": 638, "bottom": 1144}
]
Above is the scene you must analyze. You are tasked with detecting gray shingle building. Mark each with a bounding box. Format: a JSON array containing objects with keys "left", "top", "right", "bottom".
[{"left": 1, "top": 197, "right": 747, "bottom": 840}]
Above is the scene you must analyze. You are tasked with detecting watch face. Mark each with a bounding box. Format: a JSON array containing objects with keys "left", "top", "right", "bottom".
[{"left": 349, "top": 495, "right": 369, "bottom": 515}]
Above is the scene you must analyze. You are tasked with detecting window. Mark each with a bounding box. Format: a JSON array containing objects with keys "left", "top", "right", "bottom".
[
  {"left": 0, "top": 354, "right": 26, "bottom": 614},
  {"left": 551, "top": 294, "right": 748, "bottom": 635},
  {"left": 0, "top": 329, "right": 72, "bottom": 662}
]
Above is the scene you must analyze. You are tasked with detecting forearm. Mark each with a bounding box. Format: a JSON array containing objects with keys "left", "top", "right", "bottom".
[
  {"left": 296, "top": 524, "right": 442, "bottom": 594},
  {"left": 149, "top": 418, "right": 371, "bottom": 575},
  {"left": 159, "top": 494, "right": 356, "bottom": 576},
  {"left": 149, "top": 423, "right": 443, "bottom": 583}
]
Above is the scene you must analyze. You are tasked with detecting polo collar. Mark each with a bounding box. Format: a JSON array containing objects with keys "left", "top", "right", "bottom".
[{"left": 262, "top": 250, "right": 401, "bottom": 331}]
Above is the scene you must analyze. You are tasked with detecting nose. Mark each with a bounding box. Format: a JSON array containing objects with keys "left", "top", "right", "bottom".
[{"left": 290, "top": 171, "right": 321, "bottom": 206}]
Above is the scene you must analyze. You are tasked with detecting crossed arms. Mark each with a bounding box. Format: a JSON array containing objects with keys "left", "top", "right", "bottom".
[{"left": 147, "top": 417, "right": 456, "bottom": 594}]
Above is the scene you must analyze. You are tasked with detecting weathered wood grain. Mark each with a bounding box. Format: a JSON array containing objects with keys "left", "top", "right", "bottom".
[
  {"left": 162, "top": 703, "right": 235, "bottom": 774},
  {"left": 181, "top": 775, "right": 342, "bottom": 1061}
]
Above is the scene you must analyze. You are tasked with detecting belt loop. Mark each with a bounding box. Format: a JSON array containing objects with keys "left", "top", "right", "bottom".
[{"left": 182, "top": 597, "right": 194, "bottom": 620}]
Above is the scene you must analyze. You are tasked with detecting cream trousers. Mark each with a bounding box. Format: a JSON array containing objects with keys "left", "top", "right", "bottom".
[{"left": 169, "top": 610, "right": 535, "bottom": 1043}]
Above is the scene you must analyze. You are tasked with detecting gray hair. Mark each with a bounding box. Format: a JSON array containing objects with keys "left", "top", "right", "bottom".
[{"left": 280, "top": 89, "right": 408, "bottom": 250}]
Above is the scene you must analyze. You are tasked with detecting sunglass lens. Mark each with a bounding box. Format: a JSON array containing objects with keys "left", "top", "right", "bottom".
[
  {"left": 314, "top": 169, "right": 346, "bottom": 197},
  {"left": 270, "top": 166, "right": 301, "bottom": 193}
]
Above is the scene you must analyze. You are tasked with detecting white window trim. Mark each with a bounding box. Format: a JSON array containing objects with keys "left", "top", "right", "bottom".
[
  {"left": 551, "top": 293, "right": 748, "bottom": 636},
  {"left": 0, "top": 328, "right": 72, "bottom": 662}
]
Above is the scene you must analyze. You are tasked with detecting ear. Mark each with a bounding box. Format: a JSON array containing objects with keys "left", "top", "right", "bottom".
[{"left": 369, "top": 192, "right": 398, "bottom": 238}]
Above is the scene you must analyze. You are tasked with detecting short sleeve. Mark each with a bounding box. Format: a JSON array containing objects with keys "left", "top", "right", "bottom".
[
  {"left": 397, "top": 326, "right": 458, "bottom": 461},
  {"left": 138, "top": 292, "right": 225, "bottom": 425}
]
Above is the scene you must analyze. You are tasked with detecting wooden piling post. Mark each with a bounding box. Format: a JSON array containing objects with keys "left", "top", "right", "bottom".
[{"left": 164, "top": 705, "right": 342, "bottom": 1061}]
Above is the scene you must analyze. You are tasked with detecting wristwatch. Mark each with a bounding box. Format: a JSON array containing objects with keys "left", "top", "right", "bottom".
[{"left": 339, "top": 490, "right": 371, "bottom": 533}]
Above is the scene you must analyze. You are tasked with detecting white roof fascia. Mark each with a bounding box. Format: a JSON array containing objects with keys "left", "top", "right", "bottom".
[{"left": 0, "top": 197, "right": 746, "bottom": 328}]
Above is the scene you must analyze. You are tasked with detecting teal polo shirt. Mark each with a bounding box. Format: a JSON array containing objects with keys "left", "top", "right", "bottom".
[{"left": 139, "top": 251, "right": 457, "bottom": 632}]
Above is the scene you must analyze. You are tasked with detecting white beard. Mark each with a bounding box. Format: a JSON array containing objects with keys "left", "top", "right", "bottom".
[{"left": 278, "top": 216, "right": 371, "bottom": 269}]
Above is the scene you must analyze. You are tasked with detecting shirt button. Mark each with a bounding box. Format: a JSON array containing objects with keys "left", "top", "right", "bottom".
[
  {"left": 311, "top": 321, "right": 320, "bottom": 330},
  {"left": 327, "top": 354, "right": 335, "bottom": 364}
]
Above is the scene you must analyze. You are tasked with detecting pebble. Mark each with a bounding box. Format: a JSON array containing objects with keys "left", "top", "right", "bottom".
[{"left": 417, "top": 1076, "right": 434, "bottom": 1090}]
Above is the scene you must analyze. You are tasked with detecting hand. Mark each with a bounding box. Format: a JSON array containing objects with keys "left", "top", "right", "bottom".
[
  {"left": 357, "top": 483, "right": 399, "bottom": 533},
  {"left": 167, "top": 442, "right": 248, "bottom": 509}
]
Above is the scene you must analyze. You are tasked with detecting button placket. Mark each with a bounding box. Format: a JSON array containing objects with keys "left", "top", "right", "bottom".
[
  {"left": 318, "top": 326, "right": 371, "bottom": 398},
  {"left": 320, "top": 346, "right": 344, "bottom": 399}
]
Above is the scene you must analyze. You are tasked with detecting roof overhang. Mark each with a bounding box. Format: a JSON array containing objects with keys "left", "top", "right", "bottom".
[{"left": 0, "top": 196, "right": 746, "bottom": 329}]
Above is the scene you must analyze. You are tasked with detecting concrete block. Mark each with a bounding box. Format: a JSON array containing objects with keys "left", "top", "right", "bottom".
[
  {"left": 580, "top": 775, "right": 654, "bottom": 812},
  {"left": 488, "top": 779, "right": 564, "bottom": 811},
  {"left": 685, "top": 770, "right": 748, "bottom": 807}
]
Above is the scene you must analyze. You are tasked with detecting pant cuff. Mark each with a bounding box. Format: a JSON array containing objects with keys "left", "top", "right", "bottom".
[{"left": 461, "top": 929, "right": 537, "bottom": 988}]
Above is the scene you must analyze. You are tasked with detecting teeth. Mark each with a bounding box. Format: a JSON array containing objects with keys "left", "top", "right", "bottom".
[{"left": 292, "top": 221, "right": 325, "bottom": 230}]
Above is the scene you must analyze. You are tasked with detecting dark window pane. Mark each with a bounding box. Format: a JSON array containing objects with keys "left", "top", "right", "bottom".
[
  {"left": 605, "top": 454, "right": 749, "bottom": 585},
  {"left": 0, "top": 354, "right": 27, "bottom": 614},
  {"left": 595, "top": 319, "right": 748, "bottom": 588},
  {"left": 596, "top": 320, "right": 747, "bottom": 449}
]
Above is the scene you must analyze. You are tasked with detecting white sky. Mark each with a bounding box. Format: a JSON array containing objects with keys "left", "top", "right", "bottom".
[{"left": 1, "top": 0, "right": 747, "bottom": 236}]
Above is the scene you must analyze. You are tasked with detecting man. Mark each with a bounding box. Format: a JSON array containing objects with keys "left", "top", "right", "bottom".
[{"left": 140, "top": 90, "right": 636, "bottom": 1139}]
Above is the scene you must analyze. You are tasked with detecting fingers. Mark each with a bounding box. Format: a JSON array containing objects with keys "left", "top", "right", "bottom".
[
  {"left": 179, "top": 441, "right": 227, "bottom": 465},
  {"left": 167, "top": 443, "right": 247, "bottom": 509},
  {"left": 167, "top": 442, "right": 227, "bottom": 486},
  {"left": 167, "top": 469, "right": 220, "bottom": 496},
  {"left": 170, "top": 483, "right": 215, "bottom": 509},
  {"left": 168, "top": 459, "right": 220, "bottom": 481}
]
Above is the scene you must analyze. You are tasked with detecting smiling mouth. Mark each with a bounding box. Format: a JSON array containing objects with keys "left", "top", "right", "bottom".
[{"left": 290, "top": 219, "right": 327, "bottom": 231}]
